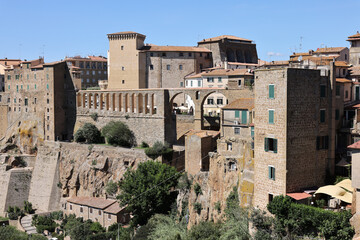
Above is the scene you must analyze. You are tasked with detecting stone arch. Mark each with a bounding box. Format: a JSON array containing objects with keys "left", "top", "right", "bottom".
[
  {"left": 170, "top": 91, "right": 194, "bottom": 115},
  {"left": 130, "top": 93, "right": 135, "bottom": 113},
  {"left": 144, "top": 93, "right": 149, "bottom": 114},
  {"left": 93, "top": 93, "right": 98, "bottom": 109},
  {"left": 99, "top": 93, "right": 104, "bottom": 110},
  {"left": 82, "top": 93, "right": 86, "bottom": 107},
  {"left": 226, "top": 49, "right": 235, "bottom": 62},
  {"left": 118, "top": 93, "right": 122, "bottom": 112},
  {"left": 112, "top": 93, "right": 116, "bottom": 111},
  {"left": 151, "top": 93, "right": 156, "bottom": 115},
  {"left": 88, "top": 93, "right": 93, "bottom": 108},
  {"left": 124, "top": 93, "right": 129, "bottom": 112},
  {"left": 105, "top": 93, "right": 110, "bottom": 110}
]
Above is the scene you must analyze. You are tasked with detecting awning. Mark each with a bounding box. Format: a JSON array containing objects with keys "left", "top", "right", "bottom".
[
  {"left": 335, "top": 179, "right": 353, "bottom": 192},
  {"left": 336, "top": 158, "right": 351, "bottom": 167},
  {"left": 315, "top": 184, "right": 352, "bottom": 203},
  {"left": 286, "top": 192, "right": 311, "bottom": 201}
]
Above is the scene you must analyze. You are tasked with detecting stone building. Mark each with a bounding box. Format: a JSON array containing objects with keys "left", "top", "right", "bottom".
[
  {"left": 253, "top": 67, "right": 336, "bottom": 210},
  {"left": 197, "top": 35, "right": 258, "bottom": 68},
  {"left": 0, "top": 58, "right": 76, "bottom": 142},
  {"left": 65, "top": 196, "right": 130, "bottom": 228},
  {"left": 107, "top": 31, "right": 212, "bottom": 90},
  {"left": 0, "top": 59, "right": 22, "bottom": 92},
  {"left": 65, "top": 55, "right": 107, "bottom": 90}
]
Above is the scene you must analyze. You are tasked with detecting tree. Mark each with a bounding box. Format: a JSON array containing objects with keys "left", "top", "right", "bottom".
[
  {"left": 147, "top": 214, "right": 187, "bottom": 240},
  {"left": 74, "top": 123, "right": 102, "bottom": 144},
  {"left": 90, "top": 222, "right": 105, "bottom": 234},
  {"left": 187, "top": 221, "right": 222, "bottom": 240},
  {"left": 0, "top": 225, "right": 28, "bottom": 240},
  {"left": 105, "top": 180, "right": 118, "bottom": 196},
  {"left": 7, "top": 206, "right": 23, "bottom": 220},
  {"left": 118, "top": 160, "right": 180, "bottom": 226},
  {"left": 101, "top": 121, "right": 135, "bottom": 147},
  {"left": 145, "top": 141, "right": 173, "bottom": 160},
  {"left": 24, "top": 200, "right": 34, "bottom": 214},
  {"left": 32, "top": 215, "right": 57, "bottom": 233}
]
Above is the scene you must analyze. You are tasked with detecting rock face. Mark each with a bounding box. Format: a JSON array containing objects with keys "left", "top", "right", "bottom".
[{"left": 181, "top": 149, "right": 254, "bottom": 227}]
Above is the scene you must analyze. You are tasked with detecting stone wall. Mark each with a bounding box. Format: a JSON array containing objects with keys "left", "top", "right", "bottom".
[{"left": 0, "top": 105, "right": 8, "bottom": 140}]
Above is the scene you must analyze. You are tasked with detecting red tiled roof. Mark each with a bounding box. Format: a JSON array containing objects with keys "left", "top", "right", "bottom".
[
  {"left": 104, "top": 203, "right": 125, "bottom": 214},
  {"left": 286, "top": 192, "right": 311, "bottom": 201},
  {"left": 67, "top": 196, "right": 116, "bottom": 209},
  {"left": 335, "top": 61, "right": 351, "bottom": 67},
  {"left": 347, "top": 32, "right": 360, "bottom": 41},
  {"left": 336, "top": 78, "right": 352, "bottom": 83},
  {"left": 348, "top": 140, "right": 360, "bottom": 150},
  {"left": 314, "top": 47, "right": 347, "bottom": 53},
  {"left": 201, "top": 68, "right": 252, "bottom": 77},
  {"left": 223, "top": 98, "right": 254, "bottom": 110},
  {"left": 198, "top": 35, "right": 252, "bottom": 43}
]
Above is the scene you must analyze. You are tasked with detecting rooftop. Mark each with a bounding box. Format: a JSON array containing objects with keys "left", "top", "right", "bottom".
[
  {"left": 314, "top": 47, "right": 347, "bottom": 53},
  {"left": 348, "top": 140, "right": 360, "bottom": 150},
  {"left": 185, "top": 129, "right": 220, "bottom": 138},
  {"left": 141, "top": 45, "right": 211, "bottom": 53},
  {"left": 347, "top": 32, "right": 360, "bottom": 41},
  {"left": 198, "top": 35, "right": 252, "bottom": 44},
  {"left": 223, "top": 98, "right": 255, "bottom": 110},
  {"left": 336, "top": 78, "right": 352, "bottom": 83},
  {"left": 67, "top": 196, "right": 116, "bottom": 209},
  {"left": 107, "top": 31, "right": 146, "bottom": 38}
]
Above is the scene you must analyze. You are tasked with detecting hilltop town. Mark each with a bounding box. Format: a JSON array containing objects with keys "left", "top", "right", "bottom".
[{"left": 0, "top": 31, "right": 360, "bottom": 239}]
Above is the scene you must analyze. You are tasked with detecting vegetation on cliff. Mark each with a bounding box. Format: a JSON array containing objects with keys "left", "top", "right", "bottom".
[
  {"left": 101, "top": 121, "right": 135, "bottom": 147},
  {"left": 74, "top": 123, "right": 102, "bottom": 144},
  {"left": 144, "top": 141, "right": 173, "bottom": 160}
]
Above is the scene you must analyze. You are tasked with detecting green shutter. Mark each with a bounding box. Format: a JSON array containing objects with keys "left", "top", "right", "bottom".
[
  {"left": 241, "top": 110, "right": 247, "bottom": 124},
  {"left": 273, "top": 139, "right": 278, "bottom": 153},
  {"left": 251, "top": 127, "right": 254, "bottom": 137},
  {"left": 269, "top": 110, "right": 274, "bottom": 124},
  {"left": 273, "top": 167, "right": 275, "bottom": 180},
  {"left": 268, "top": 166, "right": 271, "bottom": 179},
  {"left": 269, "top": 85, "right": 274, "bottom": 99},
  {"left": 235, "top": 110, "right": 240, "bottom": 118},
  {"left": 264, "top": 138, "right": 269, "bottom": 152}
]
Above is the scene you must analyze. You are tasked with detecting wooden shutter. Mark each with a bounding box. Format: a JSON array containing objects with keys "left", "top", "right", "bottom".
[
  {"left": 268, "top": 166, "right": 271, "bottom": 179},
  {"left": 269, "top": 85, "right": 274, "bottom": 99},
  {"left": 264, "top": 138, "right": 269, "bottom": 152},
  {"left": 269, "top": 110, "right": 274, "bottom": 124},
  {"left": 241, "top": 110, "right": 247, "bottom": 124},
  {"left": 273, "top": 139, "right": 278, "bottom": 153},
  {"left": 235, "top": 110, "right": 240, "bottom": 118}
]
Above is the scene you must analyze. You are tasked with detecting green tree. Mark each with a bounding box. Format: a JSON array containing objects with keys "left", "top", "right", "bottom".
[
  {"left": 101, "top": 121, "right": 135, "bottom": 147},
  {"left": 90, "top": 221, "right": 105, "bottom": 234},
  {"left": 0, "top": 225, "right": 28, "bottom": 240},
  {"left": 147, "top": 214, "right": 187, "bottom": 240},
  {"left": 105, "top": 180, "right": 118, "bottom": 196},
  {"left": 187, "top": 221, "right": 222, "bottom": 240},
  {"left": 32, "top": 215, "right": 57, "bottom": 233},
  {"left": 118, "top": 160, "right": 180, "bottom": 226},
  {"left": 24, "top": 200, "right": 34, "bottom": 214},
  {"left": 7, "top": 206, "right": 23, "bottom": 220},
  {"left": 74, "top": 123, "right": 102, "bottom": 144},
  {"left": 145, "top": 141, "right": 173, "bottom": 160}
]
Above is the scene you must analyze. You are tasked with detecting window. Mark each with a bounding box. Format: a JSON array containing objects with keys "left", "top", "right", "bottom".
[
  {"left": 46, "top": 74, "right": 49, "bottom": 80},
  {"left": 14, "top": 98, "right": 16, "bottom": 103},
  {"left": 150, "top": 65, "right": 154, "bottom": 70},
  {"left": 320, "top": 85, "right": 326, "bottom": 97},
  {"left": 47, "top": 125, "right": 49, "bottom": 131},
  {"left": 336, "top": 85, "right": 340, "bottom": 96},
  {"left": 335, "top": 109, "right": 339, "bottom": 120},
  {"left": 8, "top": 85, "right": 10, "bottom": 90},
  {"left": 234, "top": 127, "right": 240, "bottom": 135},
  {"left": 200, "top": 53, "right": 203, "bottom": 57},
  {"left": 90, "top": 208, "right": 93, "bottom": 214},
  {"left": 24, "top": 98, "right": 28, "bottom": 106},
  {"left": 162, "top": 53, "right": 166, "bottom": 57},
  {"left": 268, "top": 194, "right": 274, "bottom": 203},
  {"left": 179, "top": 52, "right": 183, "bottom": 57},
  {"left": 122, "top": 67, "right": 125, "bottom": 71},
  {"left": 34, "top": 98, "right": 37, "bottom": 104},
  {"left": 235, "top": 110, "right": 240, "bottom": 118},
  {"left": 27, "top": 85, "right": 29, "bottom": 90},
  {"left": 343, "top": 69, "right": 346, "bottom": 75},
  {"left": 218, "top": 77, "right": 222, "bottom": 83},
  {"left": 122, "top": 80, "right": 125, "bottom": 84},
  {"left": 70, "top": 204, "right": 72, "bottom": 210},
  {"left": 99, "top": 210, "right": 102, "bottom": 215},
  {"left": 150, "top": 52, "right": 153, "bottom": 57},
  {"left": 251, "top": 126, "right": 254, "bottom": 137},
  {"left": 179, "top": 65, "right": 183, "bottom": 70},
  {"left": 34, "top": 84, "right": 37, "bottom": 89},
  {"left": 180, "top": 82, "right": 183, "bottom": 87},
  {"left": 269, "top": 84, "right": 275, "bottom": 99},
  {"left": 320, "top": 109, "right": 326, "bottom": 123},
  {"left": 121, "top": 46, "right": 124, "bottom": 50},
  {"left": 241, "top": 110, "right": 247, "bottom": 124},
  {"left": 207, "top": 98, "right": 214, "bottom": 105},
  {"left": 34, "top": 74, "right": 36, "bottom": 79},
  {"left": 27, "top": 74, "right": 29, "bottom": 80},
  {"left": 227, "top": 142, "right": 232, "bottom": 151},
  {"left": 345, "top": 54, "right": 347, "bottom": 60},
  {"left": 166, "top": 65, "right": 170, "bottom": 70},
  {"left": 268, "top": 166, "right": 275, "bottom": 180},
  {"left": 316, "top": 136, "right": 329, "bottom": 150},
  {"left": 346, "top": 90, "right": 349, "bottom": 98},
  {"left": 47, "top": 84, "right": 49, "bottom": 90},
  {"left": 217, "top": 98, "right": 223, "bottom": 105},
  {"left": 80, "top": 207, "right": 83, "bottom": 213},
  {"left": 188, "top": 53, "right": 192, "bottom": 57},
  {"left": 268, "top": 109, "right": 274, "bottom": 124},
  {"left": 238, "top": 80, "right": 241, "bottom": 87},
  {"left": 16, "top": 85, "right": 18, "bottom": 92},
  {"left": 264, "top": 137, "right": 277, "bottom": 153},
  {"left": 200, "top": 64, "right": 203, "bottom": 69},
  {"left": 207, "top": 77, "right": 214, "bottom": 83},
  {"left": 108, "top": 214, "right": 111, "bottom": 220},
  {"left": 47, "top": 99, "right": 49, "bottom": 104},
  {"left": 190, "top": 81, "right": 193, "bottom": 87},
  {"left": 198, "top": 80, "right": 201, "bottom": 87}
]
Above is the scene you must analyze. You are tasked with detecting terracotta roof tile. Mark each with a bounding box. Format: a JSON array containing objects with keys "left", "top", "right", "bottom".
[
  {"left": 198, "top": 35, "right": 252, "bottom": 43},
  {"left": 67, "top": 196, "right": 116, "bottom": 209},
  {"left": 201, "top": 68, "right": 252, "bottom": 77},
  {"left": 350, "top": 66, "right": 360, "bottom": 76},
  {"left": 314, "top": 47, "right": 347, "bottom": 53},
  {"left": 286, "top": 192, "right": 311, "bottom": 201},
  {"left": 222, "top": 98, "right": 254, "bottom": 110},
  {"left": 185, "top": 130, "right": 220, "bottom": 138},
  {"left": 336, "top": 78, "right": 352, "bottom": 83},
  {"left": 104, "top": 203, "right": 125, "bottom": 214},
  {"left": 347, "top": 32, "right": 360, "bottom": 41},
  {"left": 335, "top": 61, "right": 350, "bottom": 67}
]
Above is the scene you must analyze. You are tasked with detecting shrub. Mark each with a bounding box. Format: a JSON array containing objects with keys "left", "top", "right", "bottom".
[
  {"left": 215, "top": 202, "right": 221, "bottom": 214},
  {"left": 145, "top": 141, "right": 173, "bottom": 160},
  {"left": 50, "top": 211, "right": 63, "bottom": 221},
  {"left": 140, "top": 141, "right": 149, "bottom": 148},
  {"left": 90, "top": 113, "right": 98, "bottom": 121},
  {"left": 177, "top": 172, "right": 192, "bottom": 190},
  {"left": 32, "top": 215, "right": 57, "bottom": 233},
  {"left": 194, "top": 202, "right": 202, "bottom": 214},
  {"left": 91, "top": 160, "right": 97, "bottom": 166},
  {"left": 74, "top": 123, "right": 102, "bottom": 144},
  {"left": 7, "top": 206, "right": 23, "bottom": 220},
  {"left": 188, "top": 221, "right": 222, "bottom": 240},
  {"left": 101, "top": 121, "right": 135, "bottom": 147},
  {"left": 194, "top": 183, "right": 202, "bottom": 197},
  {"left": 24, "top": 201, "right": 34, "bottom": 214}
]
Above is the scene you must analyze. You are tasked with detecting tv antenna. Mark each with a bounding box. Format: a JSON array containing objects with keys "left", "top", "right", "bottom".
[{"left": 299, "top": 36, "right": 303, "bottom": 52}]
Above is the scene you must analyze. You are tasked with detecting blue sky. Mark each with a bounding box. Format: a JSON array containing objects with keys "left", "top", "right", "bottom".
[{"left": 2, "top": 0, "right": 360, "bottom": 62}]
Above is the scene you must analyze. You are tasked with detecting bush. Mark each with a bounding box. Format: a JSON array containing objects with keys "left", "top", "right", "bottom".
[
  {"left": 24, "top": 201, "right": 34, "bottom": 214},
  {"left": 145, "top": 141, "right": 173, "bottom": 160},
  {"left": 187, "top": 221, "right": 222, "bottom": 240},
  {"left": 194, "top": 183, "right": 202, "bottom": 197},
  {"left": 74, "top": 123, "right": 102, "bottom": 144},
  {"left": 177, "top": 172, "right": 192, "bottom": 190},
  {"left": 101, "top": 121, "right": 135, "bottom": 147},
  {"left": 215, "top": 202, "right": 221, "bottom": 214},
  {"left": 50, "top": 211, "right": 63, "bottom": 221},
  {"left": 32, "top": 215, "right": 57, "bottom": 233},
  {"left": 90, "top": 113, "right": 98, "bottom": 121},
  {"left": 194, "top": 202, "right": 202, "bottom": 214},
  {"left": 140, "top": 141, "right": 149, "bottom": 148},
  {"left": 7, "top": 206, "right": 23, "bottom": 220}
]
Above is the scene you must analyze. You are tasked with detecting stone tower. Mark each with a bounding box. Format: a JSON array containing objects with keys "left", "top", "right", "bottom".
[
  {"left": 347, "top": 32, "right": 360, "bottom": 66},
  {"left": 107, "top": 31, "right": 146, "bottom": 90}
]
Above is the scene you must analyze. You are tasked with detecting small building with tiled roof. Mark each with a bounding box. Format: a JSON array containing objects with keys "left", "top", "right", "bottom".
[{"left": 65, "top": 196, "right": 130, "bottom": 228}]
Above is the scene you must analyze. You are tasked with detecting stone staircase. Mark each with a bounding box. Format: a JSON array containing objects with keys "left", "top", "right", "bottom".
[{"left": 21, "top": 215, "right": 37, "bottom": 234}]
